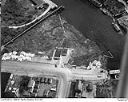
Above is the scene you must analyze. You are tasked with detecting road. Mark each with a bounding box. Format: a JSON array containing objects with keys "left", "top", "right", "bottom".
[
  {"left": 3, "top": 0, "right": 125, "bottom": 69},
  {"left": 9, "top": 0, "right": 57, "bottom": 29},
  {"left": 1, "top": 60, "right": 109, "bottom": 97},
  {"left": 1, "top": 61, "right": 72, "bottom": 98},
  {"left": 52, "top": 0, "right": 126, "bottom": 69}
]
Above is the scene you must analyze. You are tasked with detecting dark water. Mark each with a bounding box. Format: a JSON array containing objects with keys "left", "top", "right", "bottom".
[
  {"left": 52, "top": 0, "right": 125, "bottom": 69},
  {"left": 1, "top": 0, "right": 124, "bottom": 97}
]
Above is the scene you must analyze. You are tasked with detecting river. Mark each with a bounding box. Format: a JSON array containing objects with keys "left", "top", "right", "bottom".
[{"left": 52, "top": 0, "right": 126, "bottom": 69}]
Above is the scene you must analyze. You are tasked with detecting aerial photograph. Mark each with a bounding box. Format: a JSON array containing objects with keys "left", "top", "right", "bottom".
[{"left": 1, "top": 0, "right": 128, "bottom": 98}]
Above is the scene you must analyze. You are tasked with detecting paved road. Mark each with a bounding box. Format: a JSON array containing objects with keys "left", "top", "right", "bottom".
[
  {"left": 1, "top": 60, "right": 109, "bottom": 97},
  {"left": 52, "top": 0, "right": 126, "bottom": 69},
  {"left": 9, "top": 0, "right": 57, "bottom": 29},
  {"left": 1, "top": 61, "right": 72, "bottom": 98}
]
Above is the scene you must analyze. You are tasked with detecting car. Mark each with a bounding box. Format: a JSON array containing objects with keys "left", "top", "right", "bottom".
[
  {"left": 34, "top": 84, "right": 39, "bottom": 89},
  {"left": 33, "top": 88, "right": 38, "bottom": 93},
  {"left": 40, "top": 77, "right": 45, "bottom": 83},
  {"left": 47, "top": 78, "right": 52, "bottom": 84},
  {"left": 97, "top": 75, "right": 102, "bottom": 78}
]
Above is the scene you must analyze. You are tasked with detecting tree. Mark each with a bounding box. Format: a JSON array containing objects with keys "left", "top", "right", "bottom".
[{"left": 2, "top": 0, "right": 29, "bottom": 25}]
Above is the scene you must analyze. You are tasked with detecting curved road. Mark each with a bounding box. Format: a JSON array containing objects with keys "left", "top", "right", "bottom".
[{"left": 9, "top": 0, "right": 57, "bottom": 29}]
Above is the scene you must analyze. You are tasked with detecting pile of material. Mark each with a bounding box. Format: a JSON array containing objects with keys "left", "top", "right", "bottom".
[{"left": 2, "top": 51, "right": 35, "bottom": 61}]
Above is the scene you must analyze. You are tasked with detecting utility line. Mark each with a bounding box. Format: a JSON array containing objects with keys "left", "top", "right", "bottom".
[{"left": 1, "top": 6, "right": 64, "bottom": 51}]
